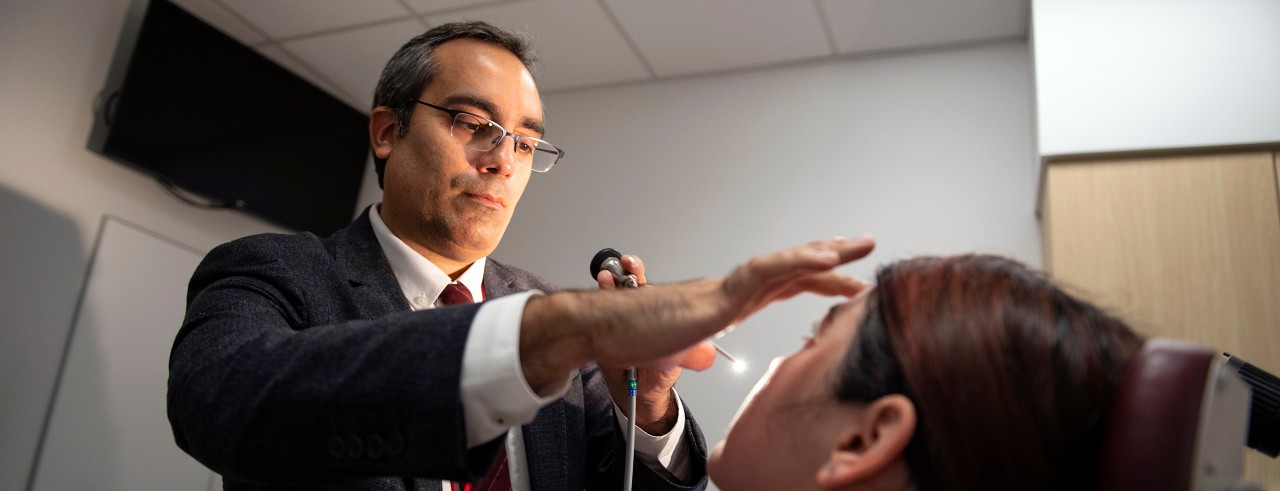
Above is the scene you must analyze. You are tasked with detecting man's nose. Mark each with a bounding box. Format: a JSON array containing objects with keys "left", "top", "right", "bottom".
[{"left": 475, "top": 134, "right": 516, "bottom": 176}]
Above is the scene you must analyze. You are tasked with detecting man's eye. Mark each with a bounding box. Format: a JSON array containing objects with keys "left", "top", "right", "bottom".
[
  {"left": 457, "top": 121, "right": 482, "bottom": 132},
  {"left": 516, "top": 141, "right": 534, "bottom": 154}
]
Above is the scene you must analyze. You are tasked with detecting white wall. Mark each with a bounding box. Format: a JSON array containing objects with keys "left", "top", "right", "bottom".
[
  {"left": 1033, "top": 0, "right": 1280, "bottom": 156},
  {"left": 488, "top": 40, "right": 1040, "bottom": 460},
  {"left": 0, "top": 0, "right": 342, "bottom": 488},
  {"left": 31, "top": 218, "right": 212, "bottom": 490}
]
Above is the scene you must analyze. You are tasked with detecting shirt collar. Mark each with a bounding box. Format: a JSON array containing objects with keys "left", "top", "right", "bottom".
[{"left": 369, "top": 203, "right": 486, "bottom": 309}]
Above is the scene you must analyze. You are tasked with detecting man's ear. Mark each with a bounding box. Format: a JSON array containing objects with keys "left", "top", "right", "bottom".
[
  {"left": 816, "top": 395, "right": 916, "bottom": 490},
  {"left": 370, "top": 106, "right": 399, "bottom": 160}
]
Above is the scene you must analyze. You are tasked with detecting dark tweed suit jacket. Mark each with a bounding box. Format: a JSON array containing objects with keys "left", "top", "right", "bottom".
[{"left": 168, "top": 209, "right": 708, "bottom": 490}]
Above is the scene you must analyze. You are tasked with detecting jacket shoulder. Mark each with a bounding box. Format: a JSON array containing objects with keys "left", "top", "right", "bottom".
[
  {"left": 486, "top": 257, "right": 556, "bottom": 293},
  {"left": 200, "top": 232, "right": 330, "bottom": 273}
]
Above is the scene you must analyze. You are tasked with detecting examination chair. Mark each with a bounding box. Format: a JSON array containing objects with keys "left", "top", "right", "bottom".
[{"left": 1098, "top": 338, "right": 1259, "bottom": 491}]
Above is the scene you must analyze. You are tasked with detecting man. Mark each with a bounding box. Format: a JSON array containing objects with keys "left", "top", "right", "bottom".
[{"left": 167, "top": 21, "right": 875, "bottom": 490}]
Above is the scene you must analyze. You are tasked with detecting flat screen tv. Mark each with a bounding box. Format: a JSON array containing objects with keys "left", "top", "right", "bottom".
[{"left": 88, "top": 0, "right": 370, "bottom": 236}]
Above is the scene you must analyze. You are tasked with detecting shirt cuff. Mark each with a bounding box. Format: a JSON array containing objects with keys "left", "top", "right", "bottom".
[
  {"left": 460, "top": 290, "right": 571, "bottom": 447},
  {"left": 612, "top": 389, "right": 692, "bottom": 482}
]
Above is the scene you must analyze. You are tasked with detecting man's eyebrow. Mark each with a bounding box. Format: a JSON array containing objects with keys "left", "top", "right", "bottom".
[
  {"left": 520, "top": 116, "right": 545, "bottom": 138},
  {"left": 440, "top": 93, "right": 499, "bottom": 118},
  {"left": 439, "top": 93, "right": 545, "bottom": 137}
]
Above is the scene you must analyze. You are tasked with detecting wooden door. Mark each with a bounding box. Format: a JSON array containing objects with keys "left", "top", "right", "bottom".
[{"left": 1042, "top": 151, "right": 1280, "bottom": 486}]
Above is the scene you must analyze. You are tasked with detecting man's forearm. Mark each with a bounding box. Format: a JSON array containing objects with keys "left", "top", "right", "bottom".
[{"left": 517, "top": 279, "right": 727, "bottom": 395}]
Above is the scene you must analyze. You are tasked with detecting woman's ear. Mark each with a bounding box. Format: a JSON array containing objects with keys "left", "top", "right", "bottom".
[
  {"left": 370, "top": 106, "right": 399, "bottom": 160},
  {"left": 816, "top": 395, "right": 916, "bottom": 490}
]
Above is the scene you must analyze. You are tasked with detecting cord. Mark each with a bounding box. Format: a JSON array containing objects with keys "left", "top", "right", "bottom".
[
  {"left": 156, "top": 177, "right": 243, "bottom": 210},
  {"left": 624, "top": 367, "right": 637, "bottom": 491}
]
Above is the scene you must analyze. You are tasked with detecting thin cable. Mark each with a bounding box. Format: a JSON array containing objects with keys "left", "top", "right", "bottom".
[
  {"left": 156, "top": 178, "right": 243, "bottom": 209},
  {"left": 623, "top": 367, "right": 637, "bottom": 491}
]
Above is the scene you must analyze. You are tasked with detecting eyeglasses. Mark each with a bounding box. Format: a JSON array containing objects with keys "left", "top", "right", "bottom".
[{"left": 415, "top": 100, "right": 564, "bottom": 173}]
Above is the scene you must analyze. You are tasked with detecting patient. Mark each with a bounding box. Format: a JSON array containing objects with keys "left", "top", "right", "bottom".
[{"left": 707, "top": 255, "right": 1145, "bottom": 490}]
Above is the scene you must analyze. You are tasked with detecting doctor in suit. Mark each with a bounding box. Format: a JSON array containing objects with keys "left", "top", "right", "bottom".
[{"left": 167, "top": 20, "right": 875, "bottom": 491}]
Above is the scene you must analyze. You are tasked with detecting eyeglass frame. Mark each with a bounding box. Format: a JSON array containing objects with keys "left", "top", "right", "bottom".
[{"left": 413, "top": 100, "right": 564, "bottom": 173}]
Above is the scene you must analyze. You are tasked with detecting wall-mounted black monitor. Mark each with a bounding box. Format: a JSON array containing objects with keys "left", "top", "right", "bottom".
[{"left": 88, "top": 0, "right": 370, "bottom": 236}]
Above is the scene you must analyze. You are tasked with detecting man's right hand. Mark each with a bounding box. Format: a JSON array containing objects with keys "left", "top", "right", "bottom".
[{"left": 518, "top": 235, "right": 876, "bottom": 394}]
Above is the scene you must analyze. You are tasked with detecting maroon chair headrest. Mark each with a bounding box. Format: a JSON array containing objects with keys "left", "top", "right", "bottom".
[{"left": 1097, "top": 338, "right": 1217, "bottom": 491}]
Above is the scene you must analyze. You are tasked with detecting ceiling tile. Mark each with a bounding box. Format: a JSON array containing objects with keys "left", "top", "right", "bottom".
[
  {"left": 601, "top": 0, "right": 833, "bottom": 77},
  {"left": 282, "top": 19, "right": 428, "bottom": 107},
  {"left": 402, "top": 0, "right": 507, "bottom": 16},
  {"left": 426, "top": 0, "right": 651, "bottom": 92},
  {"left": 220, "top": 0, "right": 413, "bottom": 40},
  {"left": 820, "top": 0, "right": 1027, "bottom": 54},
  {"left": 168, "top": 0, "right": 264, "bottom": 45}
]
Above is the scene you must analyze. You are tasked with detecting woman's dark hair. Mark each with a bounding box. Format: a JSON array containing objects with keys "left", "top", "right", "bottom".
[
  {"left": 370, "top": 21, "right": 537, "bottom": 188},
  {"left": 836, "top": 255, "right": 1145, "bottom": 490}
]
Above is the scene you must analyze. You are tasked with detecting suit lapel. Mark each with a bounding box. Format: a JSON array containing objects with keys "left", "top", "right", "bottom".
[
  {"left": 334, "top": 207, "right": 529, "bottom": 309},
  {"left": 328, "top": 206, "right": 410, "bottom": 318},
  {"left": 523, "top": 400, "right": 570, "bottom": 490},
  {"left": 482, "top": 259, "right": 524, "bottom": 299}
]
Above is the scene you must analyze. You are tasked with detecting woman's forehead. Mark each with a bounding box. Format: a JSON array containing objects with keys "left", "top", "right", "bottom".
[{"left": 820, "top": 290, "right": 872, "bottom": 338}]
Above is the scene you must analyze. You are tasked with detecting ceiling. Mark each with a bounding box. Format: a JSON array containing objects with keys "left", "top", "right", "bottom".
[{"left": 166, "top": 0, "right": 1028, "bottom": 111}]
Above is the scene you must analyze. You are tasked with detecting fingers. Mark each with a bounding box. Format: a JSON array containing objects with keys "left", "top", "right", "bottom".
[
  {"left": 621, "top": 341, "right": 716, "bottom": 372},
  {"left": 741, "top": 235, "right": 876, "bottom": 283},
  {"left": 677, "top": 341, "right": 717, "bottom": 371},
  {"left": 597, "top": 255, "right": 647, "bottom": 289},
  {"left": 791, "top": 272, "right": 871, "bottom": 297},
  {"left": 834, "top": 234, "right": 876, "bottom": 263},
  {"left": 804, "top": 235, "right": 876, "bottom": 269},
  {"left": 720, "top": 235, "right": 875, "bottom": 325},
  {"left": 596, "top": 270, "right": 616, "bottom": 289},
  {"left": 620, "top": 255, "right": 647, "bottom": 286}
]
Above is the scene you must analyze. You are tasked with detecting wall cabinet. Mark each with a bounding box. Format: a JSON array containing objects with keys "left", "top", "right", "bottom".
[{"left": 1041, "top": 150, "right": 1280, "bottom": 487}]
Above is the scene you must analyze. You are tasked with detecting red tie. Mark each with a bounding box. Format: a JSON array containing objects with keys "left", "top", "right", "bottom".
[
  {"left": 439, "top": 283, "right": 511, "bottom": 491},
  {"left": 469, "top": 446, "right": 511, "bottom": 491},
  {"left": 438, "top": 283, "right": 474, "bottom": 306}
]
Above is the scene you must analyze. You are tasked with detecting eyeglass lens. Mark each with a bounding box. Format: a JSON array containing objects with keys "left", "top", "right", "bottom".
[{"left": 451, "top": 113, "right": 560, "bottom": 172}]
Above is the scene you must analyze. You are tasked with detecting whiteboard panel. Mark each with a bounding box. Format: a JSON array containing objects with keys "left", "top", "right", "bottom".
[{"left": 31, "top": 216, "right": 215, "bottom": 490}]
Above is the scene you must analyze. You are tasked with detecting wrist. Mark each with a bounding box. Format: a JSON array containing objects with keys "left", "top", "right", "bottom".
[
  {"left": 636, "top": 389, "right": 678, "bottom": 435},
  {"left": 519, "top": 293, "right": 593, "bottom": 395}
]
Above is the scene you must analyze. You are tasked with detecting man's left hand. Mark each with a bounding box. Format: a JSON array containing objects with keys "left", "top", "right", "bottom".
[{"left": 595, "top": 254, "right": 706, "bottom": 435}]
